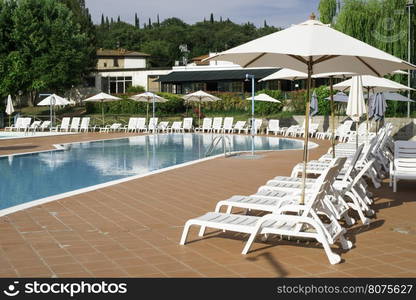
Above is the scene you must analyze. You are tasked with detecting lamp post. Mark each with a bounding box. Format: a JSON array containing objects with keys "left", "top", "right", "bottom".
[
  {"left": 245, "top": 74, "right": 255, "bottom": 155},
  {"left": 407, "top": 0, "right": 414, "bottom": 118}
]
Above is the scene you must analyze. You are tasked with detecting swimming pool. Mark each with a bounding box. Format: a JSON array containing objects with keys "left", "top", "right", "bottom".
[{"left": 0, "top": 134, "right": 306, "bottom": 215}]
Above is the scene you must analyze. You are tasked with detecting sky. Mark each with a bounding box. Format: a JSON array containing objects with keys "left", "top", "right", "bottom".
[{"left": 85, "top": 0, "right": 321, "bottom": 28}]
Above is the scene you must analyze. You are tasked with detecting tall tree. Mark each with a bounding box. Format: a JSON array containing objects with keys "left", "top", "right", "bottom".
[
  {"left": 101, "top": 13, "right": 104, "bottom": 25},
  {"left": 135, "top": 13, "right": 140, "bottom": 28},
  {"left": 0, "top": 0, "right": 92, "bottom": 104},
  {"left": 264, "top": 20, "right": 268, "bottom": 27},
  {"left": 210, "top": 13, "right": 214, "bottom": 23},
  {"left": 148, "top": 17, "right": 151, "bottom": 28},
  {"left": 318, "top": 0, "right": 337, "bottom": 24},
  {"left": 157, "top": 14, "right": 160, "bottom": 26},
  {"left": 117, "top": 15, "right": 120, "bottom": 23}
]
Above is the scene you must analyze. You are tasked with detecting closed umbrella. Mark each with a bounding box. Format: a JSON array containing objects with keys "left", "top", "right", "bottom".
[
  {"left": 182, "top": 90, "right": 220, "bottom": 127},
  {"left": 310, "top": 90, "right": 319, "bottom": 116},
  {"left": 206, "top": 14, "right": 415, "bottom": 204},
  {"left": 346, "top": 76, "right": 366, "bottom": 149},
  {"left": 84, "top": 92, "right": 121, "bottom": 125},
  {"left": 5, "top": 95, "right": 14, "bottom": 126},
  {"left": 131, "top": 92, "right": 167, "bottom": 125}
]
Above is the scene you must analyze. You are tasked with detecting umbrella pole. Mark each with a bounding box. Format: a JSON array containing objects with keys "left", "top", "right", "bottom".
[
  {"left": 152, "top": 95, "right": 155, "bottom": 133},
  {"left": 198, "top": 99, "right": 201, "bottom": 128},
  {"left": 366, "top": 87, "right": 370, "bottom": 142},
  {"left": 102, "top": 100, "right": 105, "bottom": 125},
  {"left": 300, "top": 59, "right": 313, "bottom": 205},
  {"left": 329, "top": 77, "right": 336, "bottom": 158},
  {"left": 146, "top": 101, "right": 149, "bottom": 125}
]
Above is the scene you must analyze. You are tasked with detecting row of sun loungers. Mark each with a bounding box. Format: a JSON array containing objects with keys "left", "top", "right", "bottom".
[{"left": 180, "top": 123, "right": 412, "bottom": 264}]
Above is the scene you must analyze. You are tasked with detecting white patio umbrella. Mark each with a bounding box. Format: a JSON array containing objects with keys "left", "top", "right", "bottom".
[
  {"left": 38, "top": 94, "right": 70, "bottom": 127},
  {"left": 245, "top": 93, "right": 281, "bottom": 103},
  {"left": 131, "top": 92, "right": 167, "bottom": 124},
  {"left": 182, "top": 90, "right": 220, "bottom": 127},
  {"left": 383, "top": 92, "right": 415, "bottom": 102},
  {"left": 261, "top": 68, "right": 354, "bottom": 157},
  {"left": 5, "top": 95, "right": 14, "bottom": 126},
  {"left": 346, "top": 76, "right": 367, "bottom": 148},
  {"left": 83, "top": 92, "right": 121, "bottom": 125},
  {"left": 206, "top": 15, "right": 415, "bottom": 204},
  {"left": 325, "top": 92, "right": 349, "bottom": 102},
  {"left": 333, "top": 75, "right": 415, "bottom": 93}
]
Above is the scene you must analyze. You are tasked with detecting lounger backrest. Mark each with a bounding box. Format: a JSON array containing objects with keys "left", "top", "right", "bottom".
[
  {"left": 13, "top": 118, "right": 23, "bottom": 128},
  {"left": 343, "top": 120, "right": 353, "bottom": 131},
  {"left": 394, "top": 141, "right": 416, "bottom": 173},
  {"left": 70, "top": 117, "right": 80, "bottom": 130},
  {"left": 158, "top": 121, "right": 169, "bottom": 129},
  {"left": 268, "top": 119, "right": 279, "bottom": 130},
  {"left": 111, "top": 123, "right": 121, "bottom": 129},
  {"left": 183, "top": 118, "right": 193, "bottom": 129},
  {"left": 223, "top": 117, "right": 234, "bottom": 129},
  {"left": 30, "top": 121, "right": 41, "bottom": 129},
  {"left": 309, "top": 123, "right": 319, "bottom": 133},
  {"left": 234, "top": 121, "right": 245, "bottom": 129},
  {"left": 136, "top": 118, "right": 146, "bottom": 129},
  {"left": 172, "top": 121, "right": 182, "bottom": 129},
  {"left": 212, "top": 117, "right": 222, "bottom": 129},
  {"left": 127, "top": 118, "right": 137, "bottom": 129},
  {"left": 40, "top": 121, "right": 51, "bottom": 129},
  {"left": 340, "top": 144, "right": 364, "bottom": 184},
  {"left": 295, "top": 158, "right": 346, "bottom": 224},
  {"left": 24, "top": 118, "right": 32, "bottom": 128},
  {"left": 254, "top": 118, "right": 263, "bottom": 131},
  {"left": 148, "top": 117, "right": 158, "bottom": 130},
  {"left": 80, "top": 117, "right": 90, "bottom": 129},
  {"left": 59, "top": 117, "right": 70, "bottom": 130},
  {"left": 202, "top": 118, "right": 212, "bottom": 129}
]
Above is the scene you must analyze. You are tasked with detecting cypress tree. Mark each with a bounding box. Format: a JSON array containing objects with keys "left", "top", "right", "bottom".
[
  {"left": 148, "top": 17, "right": 151, "bottom": 28},
  {"left": 264, "top": 19, "right": 268, "bottom": 27},
  {"left": 110, "top": 17, "right": 114, "bottom": 24},
  {"left": 210, "top": 13, "right": 214, "bottom": 23},
  {"left": 105, "top": 16, "right": 109, "bottom": 27},
  {"left": 101, "top": 13, "right": 104, "bottom": 25},
  {"left": 318, "top": 0, "right": 337, "bottom": 24},
  {"left": 117, "top": 15, "right": 120, "bottom": 23},
  {"left": 157, "top": 14, "right": 160, "bottom": 26}
]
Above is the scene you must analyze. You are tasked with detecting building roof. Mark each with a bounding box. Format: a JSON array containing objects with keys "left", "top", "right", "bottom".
[
  {"left": 157, "top": 68, "right": 280, "bottom": 83},
  {"left": 97, "top": 48, "right": 150, "bottom": 57}
]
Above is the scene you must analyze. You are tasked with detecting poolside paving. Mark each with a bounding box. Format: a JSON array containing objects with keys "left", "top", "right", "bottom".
[{"left": 0, "top": 132, "right": 415, "bottom": 278}]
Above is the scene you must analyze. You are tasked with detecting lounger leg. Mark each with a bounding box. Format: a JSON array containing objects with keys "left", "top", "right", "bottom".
[
  {"left": 179, "top": 221, "right": 193, "bottom": 245},
  {"left": 198, "top": 226, "right": 206, "bottom": 237},
  {"left": 318, "top": 237, "right": 341, "bottom": 265},
  {"left": 242, "top": 231, "right": 258, "bottom": 255},
  {"left": 339, "top": 234, "right": 353, "bottom": 250},
  {"left": 393, "top": 178, "right": 397, "bottom": 192}
]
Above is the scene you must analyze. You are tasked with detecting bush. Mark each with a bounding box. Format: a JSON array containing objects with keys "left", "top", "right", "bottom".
[{"left": 126, "top": 85, "right": 146, "bottom": 93}]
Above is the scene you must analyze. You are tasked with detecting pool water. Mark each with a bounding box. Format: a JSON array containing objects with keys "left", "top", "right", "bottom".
[{"left": 0, "top": 134, "right": 303, "bottom": 211}]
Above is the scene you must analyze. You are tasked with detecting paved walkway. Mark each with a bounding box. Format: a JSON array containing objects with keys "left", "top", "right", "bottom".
[{"left": 0, "top": 133, "right": 415, "bottom": 277}]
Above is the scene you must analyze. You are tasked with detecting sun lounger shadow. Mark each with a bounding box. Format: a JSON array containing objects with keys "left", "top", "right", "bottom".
[
  {"left": 246, "top": 252, "right": 289, "bottom": 277},
  {"left": 345, "top": 219, "right": 385, "bottom": 245}
]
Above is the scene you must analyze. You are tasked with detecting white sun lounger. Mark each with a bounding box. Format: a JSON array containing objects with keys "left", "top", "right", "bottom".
[
  {"left": 390, "top": 141, "right": 416, "bottom": 192},
  {"left": 233, "top": 121, "right": 247, "bottom": 134},
  {"left": 123, "top": 118, "right": 138, "bottom": 132},
  {"left": 157, "top": 121, "right": 169, "bottom": 133},
  {"left": 180, "top": 163, "right": 352, "bottom": 264},
  {"left": 69, "top": 117, "right": 80, "bottom": 132},
  {"left": 195, "top": 118, "right": 212, "bottom": 133},
  {"left": 212, "top": 117, "right": 223, "bottom": 133},
  {"left": 136, "top": 118, "right": 146, "bottom": 132},
  {"left": 169, "top": 121, "right": 182, "bottom": 133},
  {"left": 182, "top": 118, "right": 193, "bottom": 132},
  {"left": 266, "top": 119, "right": 280, "bottom": 135},
  {"left": 100, "top": 123, "right": 122, "bottom": 133},
  {"left": 147, "top": 117, "right": 158, "bottom": 132},
  {"left": 222, "top": 117, "right": 234, "bottom": 133},
  {"left": 39, "top": 121, "right": 51, "bottom": 131},
  {"left": 80, "top": 117, "right": 90, "bottom": 132}
]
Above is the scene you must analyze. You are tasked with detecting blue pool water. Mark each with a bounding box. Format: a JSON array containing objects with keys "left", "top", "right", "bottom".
[{"left": 0, "top": 134, "right": 303, "bottom": 211}]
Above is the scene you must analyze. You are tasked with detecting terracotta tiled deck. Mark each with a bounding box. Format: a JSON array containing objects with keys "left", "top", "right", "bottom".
[{"left": 0, "top": 132, "right": 415, "bottom": 278}]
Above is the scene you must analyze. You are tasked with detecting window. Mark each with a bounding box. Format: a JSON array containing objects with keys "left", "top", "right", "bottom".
[
  {"left": 103, "top": 62, "right": 107, "bottom": 68},
  {"left": 108, "top": 76, "right": 133, "bottom": 94},
  {"left": 114, "top": 58, "right": 119, "bottom": 67}
]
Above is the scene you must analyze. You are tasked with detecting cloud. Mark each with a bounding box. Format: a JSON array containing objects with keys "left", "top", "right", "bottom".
[{"left": 85, "top": 0, "right": 320, "bottom": 27}]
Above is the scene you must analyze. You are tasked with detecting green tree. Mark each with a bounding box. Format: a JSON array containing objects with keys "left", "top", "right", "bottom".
[
  {"left": 0, "top": 0, "right": 92, "bottom": 104},
  {"left": 210, "top": 13, "right": 214, "bottom": 23},
  {"left": 318, "top": 0, "right": 337, "bottom": 24}
]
